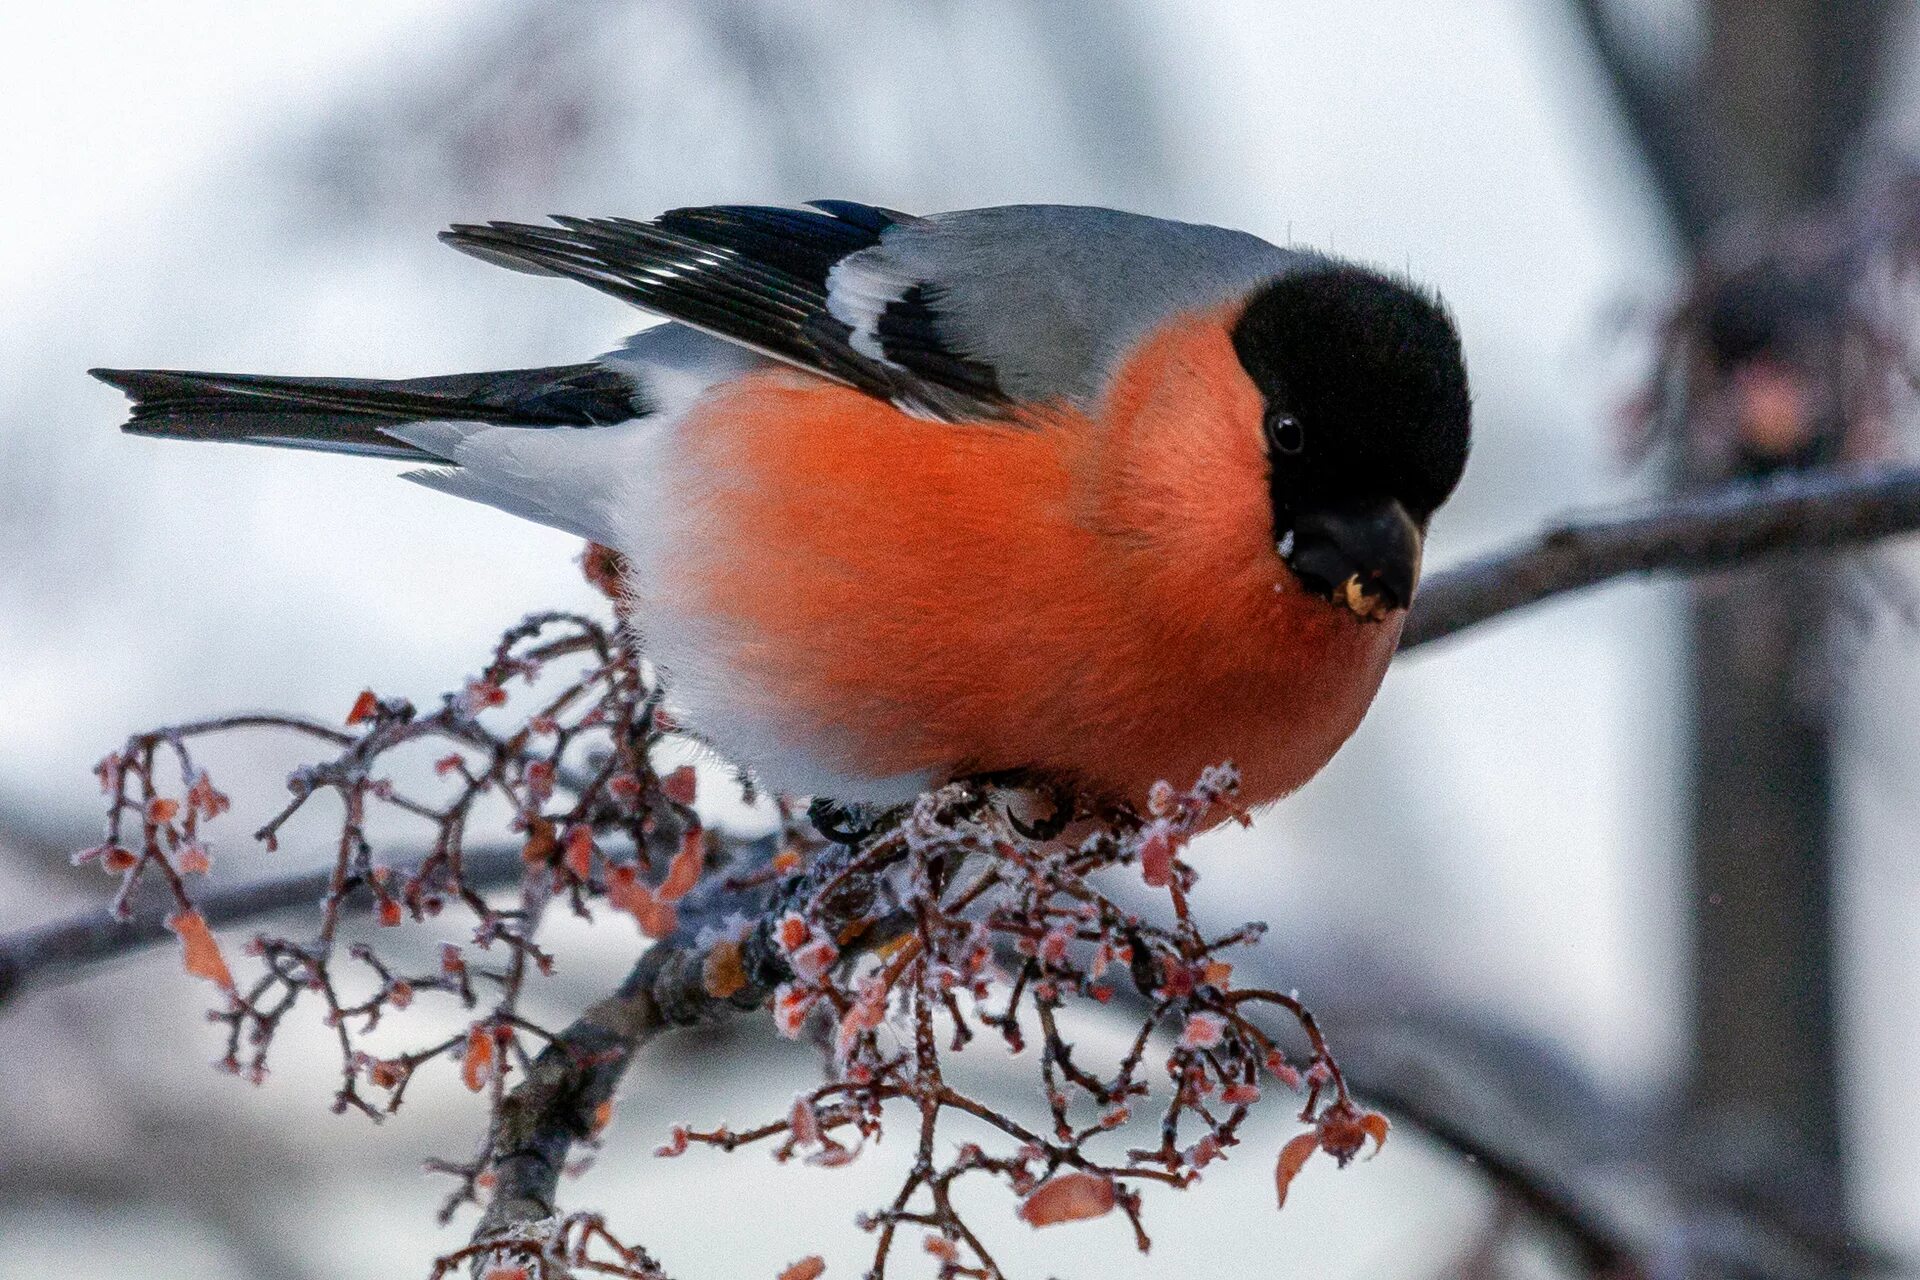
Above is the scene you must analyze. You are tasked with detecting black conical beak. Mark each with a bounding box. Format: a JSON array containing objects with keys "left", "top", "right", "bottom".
[{"left": 1283, "top": 498, "right": 1421, "bottom": 620}]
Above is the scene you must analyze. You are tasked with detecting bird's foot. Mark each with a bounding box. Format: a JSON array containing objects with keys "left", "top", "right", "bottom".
[
  {"left": 961, "top": 770, "right": 1078, "bottom": 841},
  {"left": 807, "top": 796, "right": 898, "bottom": 845}
]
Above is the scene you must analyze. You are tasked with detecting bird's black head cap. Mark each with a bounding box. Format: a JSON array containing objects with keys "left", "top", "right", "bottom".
[
  {"left": 1233, "top": 262, "right": 1471, "bottom": 525},
  {"left": 1231, "top": 262, "right": 1471, "bottom": 614}
]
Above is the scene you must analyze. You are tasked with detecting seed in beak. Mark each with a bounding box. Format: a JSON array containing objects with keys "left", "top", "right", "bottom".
[{"left": 1337, "top": 575, "right": 1395, "bottom": 622}]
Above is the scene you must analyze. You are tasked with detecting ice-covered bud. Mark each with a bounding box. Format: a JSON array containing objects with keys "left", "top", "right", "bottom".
[
  {"left": 773, "top": 983, "right": 817, "bottom": 1039},
  {"left": 789, "top": 937, "right": 840, "bottom": 982},
  {"left": 775, "top": 913, "right": 813, "bottom": 954},
  {"left": 1179, "top": 1013, "right": 1225, "bottom": 1049}
]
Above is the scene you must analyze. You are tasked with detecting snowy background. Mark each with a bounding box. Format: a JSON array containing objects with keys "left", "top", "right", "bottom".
[{"left": 1, "top": 2, "right": 1913, "bottom": 1277}]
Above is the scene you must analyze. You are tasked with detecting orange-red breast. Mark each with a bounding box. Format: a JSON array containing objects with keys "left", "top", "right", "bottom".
[{"left": 93, "top": 202, "right": 1471, "bottom": 814}]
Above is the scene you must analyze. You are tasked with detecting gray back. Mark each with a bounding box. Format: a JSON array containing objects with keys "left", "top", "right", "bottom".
[{"left": 855, "top": 205, "right": 1316, "bottom": 404}]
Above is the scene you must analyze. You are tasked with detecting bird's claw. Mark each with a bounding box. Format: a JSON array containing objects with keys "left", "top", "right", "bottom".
[
  {"left": 808, "top": 797, "right": 887, "bottom": 845},
  {"left": 1003, "top": 781, "right": 1076, "bottom": 841}
]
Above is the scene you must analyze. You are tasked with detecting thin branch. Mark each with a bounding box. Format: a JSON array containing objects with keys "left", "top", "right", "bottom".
[
  {"left": 1400, "top": 462, "right": 1920, "bottom": 650},
  {"left": 0, "top": 846, "right": 522, "bottom": 1004}
]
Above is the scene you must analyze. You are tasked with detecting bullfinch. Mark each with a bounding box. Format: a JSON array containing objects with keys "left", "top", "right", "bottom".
[{"left": 93, "top": 202, "right": 1471, "bottom": 816}]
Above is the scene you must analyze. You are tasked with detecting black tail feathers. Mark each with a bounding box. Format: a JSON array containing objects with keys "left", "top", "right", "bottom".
[{"left": 90, "top": 363, "right": 643, "bottom": 460}]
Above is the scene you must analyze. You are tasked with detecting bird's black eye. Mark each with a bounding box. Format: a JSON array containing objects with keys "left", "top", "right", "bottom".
[{"left": 1270, "top": 413, "right": 1305, "bottom": 455}]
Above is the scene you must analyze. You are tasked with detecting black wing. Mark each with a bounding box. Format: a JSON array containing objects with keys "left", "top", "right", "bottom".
[{"left": 440, "top": 201, "right": 1010, "bottom": 420}]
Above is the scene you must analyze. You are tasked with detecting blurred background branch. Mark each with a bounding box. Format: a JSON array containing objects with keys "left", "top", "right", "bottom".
[
  {"left": 1405, "top": 462, "right": 1920, "bottom": 648},
  {"left": 0, "top": 846, "right": 523, "bottom": 1006}
]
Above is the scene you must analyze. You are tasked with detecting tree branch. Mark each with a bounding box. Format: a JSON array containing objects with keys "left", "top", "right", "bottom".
[
  {"left": 1400, "top": 462, "right": 1920, "bottom": 650},
  {"left": 9, "top": 463, "right": 1920, "bottom": 1004},
  {"left": 473, "top": 833, "right": 900, "bottom": 1246}
]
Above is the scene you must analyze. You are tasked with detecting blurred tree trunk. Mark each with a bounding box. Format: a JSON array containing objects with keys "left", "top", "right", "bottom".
[
  {"left": 1684, "top": 5, "right": 1901, "bottom": 1261},
  {"left": 1574, "top": 0, "right": 1905, "bottom": 1270}
]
